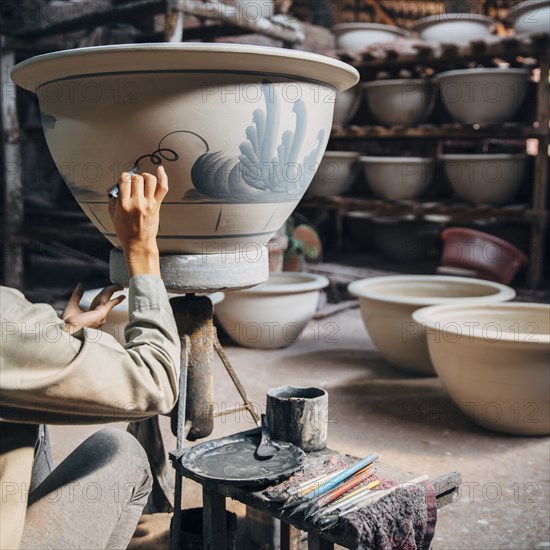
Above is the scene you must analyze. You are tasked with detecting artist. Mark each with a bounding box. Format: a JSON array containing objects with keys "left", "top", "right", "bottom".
[{"left": 0, "top": 166, "right": 180, "bottom": 550}]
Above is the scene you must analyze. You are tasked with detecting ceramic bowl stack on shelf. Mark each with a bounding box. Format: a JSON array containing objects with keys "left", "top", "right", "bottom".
[
  {"left": 363, "top": 79, "right": 438, "bottom": 127},
  {"left": 360, "top": 157, "right": 434, "bottom": 201},
  {"left": 333, "top": 87, "right": 362, "bottom": 127},
  {"left": 506, "top": 0, "right": 550, "bottom": 34},
  {"left": 435, "top": 68, "right": 531, "bottom": 127},
  {"left": 332, "top": 23, "right": 409, "bottom": 51},
  {"left": 307, "top": 151, "right": 360, "bottom": 197},
  {"left": 411, "top": 13, "right": 496, "bottom": 42},
  {"left": 439, "top": 153, "right": 528, "bottom": 205}
]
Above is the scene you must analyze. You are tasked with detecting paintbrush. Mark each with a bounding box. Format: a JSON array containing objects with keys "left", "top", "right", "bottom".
[
  {"left": 303, "top": 468, "right": 378, "bottom": 520},
  {"left": 282, "top": 465, "right": 373, "bottom": 509},
  {"left": 350, "top": 475, "right": 430, "bottom": 509},
  {"left": 287, "top": 453, "right": 379, "bottom": 517},
  {"left": 310, "top": 479, "right": 381, "bottom": 522},
  {"left": 286, "top": 471, "right": 339, "bottom": 498},
  {"left": 108, "top": 164, "right": 138, "bottom": 199}
]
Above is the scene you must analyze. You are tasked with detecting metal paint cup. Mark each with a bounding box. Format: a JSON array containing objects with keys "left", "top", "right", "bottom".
[{"left": 266, "top": 385, "right": 328, "bottom": 452}]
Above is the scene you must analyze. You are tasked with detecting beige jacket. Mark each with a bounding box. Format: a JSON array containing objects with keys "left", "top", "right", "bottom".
[{"left": 0, "top": 275, "right": 180, "bottom": 549}]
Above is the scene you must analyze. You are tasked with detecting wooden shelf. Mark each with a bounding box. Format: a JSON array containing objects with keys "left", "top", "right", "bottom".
[
  {"left": 335, "top": 31, "right": 550, "bottom": 71},
  {"left": 299, "top": 196, "right": 547, "bottom": 224},
  {"left": 330, "top": 123, "right": 546, "bottom": 140}
]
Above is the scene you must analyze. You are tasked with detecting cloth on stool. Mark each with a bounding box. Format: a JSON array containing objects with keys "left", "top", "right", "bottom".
[{"left": 340, "top": 480, "right": 437, "bottom": 550}]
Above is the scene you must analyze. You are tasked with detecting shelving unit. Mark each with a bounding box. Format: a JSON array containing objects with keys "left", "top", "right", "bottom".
[{"left": 299, "top": 32, "right": 550, "bottom": 289}]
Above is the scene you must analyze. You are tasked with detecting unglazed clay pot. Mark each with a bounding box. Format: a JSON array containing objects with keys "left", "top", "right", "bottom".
[
  {"left": 11, "top": 44, "right": 358, "bottom": 255},
  {"left": 411, "top": 13, "right": 496, "bottom": 42},
  {"left": 360, "top": 156, "right": 434, "bottom": 200},
  {"left": 413, "top": 302, "right": 550, "bottom": 435},
  {"left": 363, "top": 79, "right": 437, "bottom": 126},
  {"left": 440, "top": 154, "right": 527, "bottom": 205},
  {"left": 215, "top": 272, "right": 329, "bottom": 348},
  {"left": 81, "top": 288, "right": 225, "bottom": 344},
  {"left": 440, "top": 227, "right": 528, "bottom": 285},
  {"left": 332, "top": 23, "right": 409, "bottom": 51},
  {"left": 307, "top": 151, "right": 360, "bottom": 196},
  {"left": 436, "top": 68, "right": 530, "bottom": 126},
  {"left": 347, "top": 275, "right": 515, "bottom": 375},
  {"left": 507, "top": 0, "right": 550, "bottom": 34}
]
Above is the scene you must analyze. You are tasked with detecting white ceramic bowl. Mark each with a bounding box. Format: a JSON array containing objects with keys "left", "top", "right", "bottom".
[
  {"left": 333, "top": 23, "right": 409, "bottom": 51},
  {"left": 411, "top": 13, "right": 496, "bottom": 42},
  {"left": 81, "top": 288, "right": 225, "bottom": 344},
  {"left": 307, "top": 151, "right": 360, "bottom": 196},
  {"left": 440, "top": 154, "right": 527, "bottom": 205},
  {"left": 363, "top": 79, "right": 437, "bottom": 126},
  {"left": 11, "top": 44, "right": 358, "bottom": 255},
  {"left": 360, "top": 156, "right": 434, "bottom": 200},
  {"left": 333, "top": 88, "right": 362, "bottom": 127},
  {"left": 215, "top": 272, "right": 329, "bottom": 349},
  {"left": 348, "top": 275, "right": 516, "bottom": 375},
  {"left": 413, "top": 302, "right": 550, "bottom": 435},
  {"left": 436, "top": 68, "right": 530, "bottom": 126},
  {"left": 507, "top": 0, "right": 550, "bottom": 34}
]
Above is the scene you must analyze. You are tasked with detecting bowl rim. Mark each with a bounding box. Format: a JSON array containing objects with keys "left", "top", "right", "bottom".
[
  {"left": 347, "top": 275, "right": 516, "bottom": 306},
  {"left": 434, "top": 67, "right": 530, "bottom": 80},
  {"left": 412, "top": 302, "right": 550, "bottom": 345},
  {"left": 439, "top": 153, "right": 528, "bottom": 161},
  {"left": 332, "top": 22, "right": 410, "bottom": 36},
  {"left": 363, "top": 78, "right": 436, "bottom": 89},
  {"left": 359, "top": 156, "right": 434, "bottom": 164},
  {"left": 11, "top": 42, "right": 359, "bottom": 93},
  {"left": 411, "top": 13, "right": 497, "bottom": 32},
  {"left": 322, "top": 151, "right": 361, "bottom": 159},
  {"left": 236, "top": 271, "right": 329, "bottom": 295}
]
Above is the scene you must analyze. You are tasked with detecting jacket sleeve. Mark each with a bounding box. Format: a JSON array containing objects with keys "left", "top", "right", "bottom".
[{"left": 0, "top": 275, "right": 181, "bottom": 424}]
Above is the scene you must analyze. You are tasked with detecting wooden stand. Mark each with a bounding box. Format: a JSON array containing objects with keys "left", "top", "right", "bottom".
[{"left": 170, "top": 440, "right": 461, "bottom": 550}]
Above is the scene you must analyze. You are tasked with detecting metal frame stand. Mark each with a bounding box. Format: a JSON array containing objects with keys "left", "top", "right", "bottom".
[{"left": 109, "top": 248, "right": 268, "bottom": 549}]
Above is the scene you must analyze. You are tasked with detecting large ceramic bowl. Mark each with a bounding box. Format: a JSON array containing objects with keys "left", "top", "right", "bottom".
[
  {"left": 411, "top": 13, "right": 496, "bottom": 42},
  {"left": 81, "top": 288, "right": 225, "bottom": 343},
  {"left": 11, "top": 44, "right": 358, "bottom": 255},
  {"left": 348, "top": 275, "right": 515, "bottom": 375},
  {"left": 307, "top": 151, "right": 360, "bottom": 196},
  {"left": 436, "top": 68, "right": 530, "bottom": 126},
  {"left": 440, "top": 154, "right": 527, "bottom": 205},
  {"left": 333, "top": 88, "right": 362, "bottom": 127},
  {"left": 363, "top": 79, "right": 437, "bottom": 126},
  {"left": 215, "top": 272, "right": 329, "bottom": 348},
  {"left": 507, "top": 0, "right": 550, "bottom": 34},
  {"left": 333, "top": 23, "right": 409, "bottom": 51},
  {"left": 413, "top": 302, "right": 550, "bottom": 435},
  {"left": 360, "top": 156, "right": 434, "bottom": 200}
]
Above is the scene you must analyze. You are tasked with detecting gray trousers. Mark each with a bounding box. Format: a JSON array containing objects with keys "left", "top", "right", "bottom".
[{"left": 20, "top": 427, "right": 152, "bottom": 550}]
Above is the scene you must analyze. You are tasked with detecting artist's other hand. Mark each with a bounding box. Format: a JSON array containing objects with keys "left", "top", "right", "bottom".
[
  {"left": 62, "top": 284, "right": 125, "bottom": 334},
  {"left": 108, "top": 165, "right": 168, "bottom": 276}
]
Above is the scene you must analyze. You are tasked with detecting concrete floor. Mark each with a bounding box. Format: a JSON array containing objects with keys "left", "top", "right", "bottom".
[{"left": 50, "top": 307, "right": 550, "bottom": 550}]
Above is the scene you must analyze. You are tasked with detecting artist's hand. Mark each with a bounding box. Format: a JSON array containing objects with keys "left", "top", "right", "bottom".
[
  {"left": 108, "top": 165, "right": 168, "bottom": 276},
  {"left": 62, "top": 284, "right": 125, "bottom": 334}
]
